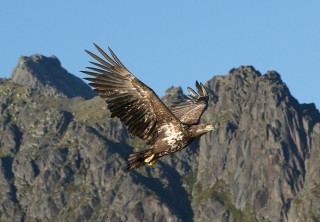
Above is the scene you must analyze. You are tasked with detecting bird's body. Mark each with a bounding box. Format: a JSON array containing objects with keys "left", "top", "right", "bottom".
[{"left": 82, "top": 44, "right": 215, "bottom": 170}]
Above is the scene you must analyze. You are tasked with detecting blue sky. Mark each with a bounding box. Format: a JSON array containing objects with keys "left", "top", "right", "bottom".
[{"left": 1, "top": 1, "right": 319, "bottom": 108}]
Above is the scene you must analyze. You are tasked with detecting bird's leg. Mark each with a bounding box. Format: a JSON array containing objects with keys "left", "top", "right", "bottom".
[
  {"left": 147, "top": 158, "right": 157, "bottom": 166},
  {"left": 144, "top": 154, "right": 155, "bottom": 164}
]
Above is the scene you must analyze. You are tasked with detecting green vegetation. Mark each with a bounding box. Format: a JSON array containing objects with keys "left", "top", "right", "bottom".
[
  {"left": 292, "top": 197, "right": 303, "bottom": 205},
  {"left": 311, "top": 183, "right": 320, "bottom": 198},
  {"left": 241, "top": 204, "right": 258, "bottom": 222},
  {"left": 307, "top": 208, "right": 320, "bottom": 222},
  {"left": 0, "top": 148, "right": 8, "bottom": 158},
  {"left": 194, "top": 179, "right": 257, "bottom": 222},
  {"left": 126, "top": 137, "right": 146, "bottom": 149},
  {"left": 183, "top": 171, "right": 197, "bottom": 193},
  {"left": 217, "top": 110, "right": 234, "bottom": 122},
  {"left": 70, "top": 97, "right": 110, "bottom": 126},
  {"left": 66, "top": 182, "right": 87, "bottom": 192}
]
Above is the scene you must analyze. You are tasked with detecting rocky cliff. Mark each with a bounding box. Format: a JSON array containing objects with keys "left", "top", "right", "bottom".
[
  {"left": 10, "top": 54, "right": 95, "bottom": 99},
  {"left": 0, "top": 55, "right": 319, "bottom": 222}
]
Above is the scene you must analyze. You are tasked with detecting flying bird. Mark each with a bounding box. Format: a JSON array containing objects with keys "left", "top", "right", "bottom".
[{"left": 82, "top": 44, "right": 215, "bottom": 170}]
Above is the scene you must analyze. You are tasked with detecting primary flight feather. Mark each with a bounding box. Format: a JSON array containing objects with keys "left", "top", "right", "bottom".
[{"left": 82, "top": 44, "right": 214, "bottom": 170}]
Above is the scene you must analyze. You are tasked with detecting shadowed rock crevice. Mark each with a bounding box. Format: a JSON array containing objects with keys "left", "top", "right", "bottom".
[
  {"left": 56, "top": 111, "right": 74, "bottom": 135},
  {"left": 10, "top": 124, "right": 22, "bottom": 153},
  {"left": 30, "top": 159, "right": 40, "bottom": 178},
  {"left": 1, "top": 156, "right": 14, "bottom": 181},
  {"left": 132, "top": 164, "right": 194, "bottom": 222}
]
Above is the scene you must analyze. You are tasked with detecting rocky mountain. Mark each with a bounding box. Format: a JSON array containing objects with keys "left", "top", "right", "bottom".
[
  {"left": 0, "top": 55, "right": 319, "bottom": 222},
  {"left": 10, "top": 54, "right": 95, "bottom": 99}
]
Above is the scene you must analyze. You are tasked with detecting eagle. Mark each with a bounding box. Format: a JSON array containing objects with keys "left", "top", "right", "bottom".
[{"left": 82, "top": 44, "right": 214, "bottom": 170}]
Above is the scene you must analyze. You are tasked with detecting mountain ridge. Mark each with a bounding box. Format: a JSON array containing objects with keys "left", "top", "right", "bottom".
[
  {"left": 10, "top": 54, "right": 95, "bottom": 99},
  {"left": 0, "top": 54, "right": 319, "bottom": 221}
]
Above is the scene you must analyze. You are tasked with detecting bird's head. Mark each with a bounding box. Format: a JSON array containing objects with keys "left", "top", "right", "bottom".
[{"left": 190, "top": 124, "right": 215, "bottom": 137}]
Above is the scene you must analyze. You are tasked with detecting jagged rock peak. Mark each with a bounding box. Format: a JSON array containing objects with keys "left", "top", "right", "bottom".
[
  {"left": 20, "top": 54, "right": 61, "bottom": 67},
  {"left": 162, "top": 86, "right": 185, "bottom": 105},
  {"left": 227, "top": 66, "right": 284, "bottom": 84},
  {"left": 165, "top": 85, "right": 183, "bottom": 95},
  {"left": 264, "top": 70, "right": 282, "bottom": 81},
  {"left": 229, "top": 65, "right": 261, "bottom": 76},
  {"left": 11, "top": 54, "right": 95, "bottom": 99},
  {"left": 207, "top": 66, "right": 290, "bottom": 104}
]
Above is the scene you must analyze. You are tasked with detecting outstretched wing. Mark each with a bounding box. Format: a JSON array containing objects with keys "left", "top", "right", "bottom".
[
  {"left": 82, "top": 43, "right": 181, "bottom": 145},
  {"left": 170, "top": 81, "right": 209, "bottom": 125}
]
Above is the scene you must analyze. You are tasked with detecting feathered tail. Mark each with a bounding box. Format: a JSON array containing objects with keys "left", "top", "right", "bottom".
[{"left": 127, "top": 149, "right": 156, "bottom": 170}]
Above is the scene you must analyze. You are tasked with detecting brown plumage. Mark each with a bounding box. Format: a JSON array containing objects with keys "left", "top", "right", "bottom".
[
  {"left": 82, "top": 44, "right": 215, "bottom": 170},
  {"left": 170, "top": 81, "right": 209, "bottom": 125}
]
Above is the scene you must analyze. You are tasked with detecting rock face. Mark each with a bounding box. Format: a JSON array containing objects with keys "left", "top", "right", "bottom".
[
  {"left": 195, "top": 67, "right": 320, "bottom": 222},
  {"left": 11, "top": 54, "right": 95, "bottom": 99},
  {"left": 0, "top": 56, "right": 319, "bottom": 222}
]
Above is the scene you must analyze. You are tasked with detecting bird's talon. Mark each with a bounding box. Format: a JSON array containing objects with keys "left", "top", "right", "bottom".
[
  {"left": 147, "top": 159, "right": 157, "bottom": 166},
  {"left": 144, "top": 154, "right": 155, "bottom": 163}
]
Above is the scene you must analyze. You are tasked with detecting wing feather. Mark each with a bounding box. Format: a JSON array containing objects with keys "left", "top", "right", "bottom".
[
  {"left": 187, "top": 87, "right": 199, "bottom": 98},
  {"left": 108, "top": 47, "right": 128, "bottom": 69},
  {"left": 195, "top": 81, "right": 202, "bottom": 95},
  {"left": 93, "top": 44, "right": 119, "bottom": 68},
  {"left": 170, "top": 82, "right": 209, "bottom": 125},
  {"left": 82, "top": 43, "right": 181, "bottom": 145},
  {"left": 89, "top": 61, "right": 111, "bottom": 70},
  {"left": 127, "top": 111, "right": 146, "bottom": 126},
  {"left": 84, "top": 50, "right": 112, "bottom": 68},
  {"left": 85, "top": 67, "right": 114, "bottom": 76}
]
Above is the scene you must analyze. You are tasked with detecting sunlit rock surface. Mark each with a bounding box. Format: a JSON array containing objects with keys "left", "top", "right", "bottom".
[{"left": 0, "top": 56, "right": 319, "bottom": 221}]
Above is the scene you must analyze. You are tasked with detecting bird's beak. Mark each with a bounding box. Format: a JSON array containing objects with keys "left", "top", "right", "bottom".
[{"left": 205, "top": 125, "right": 215, "bottom": 132}]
